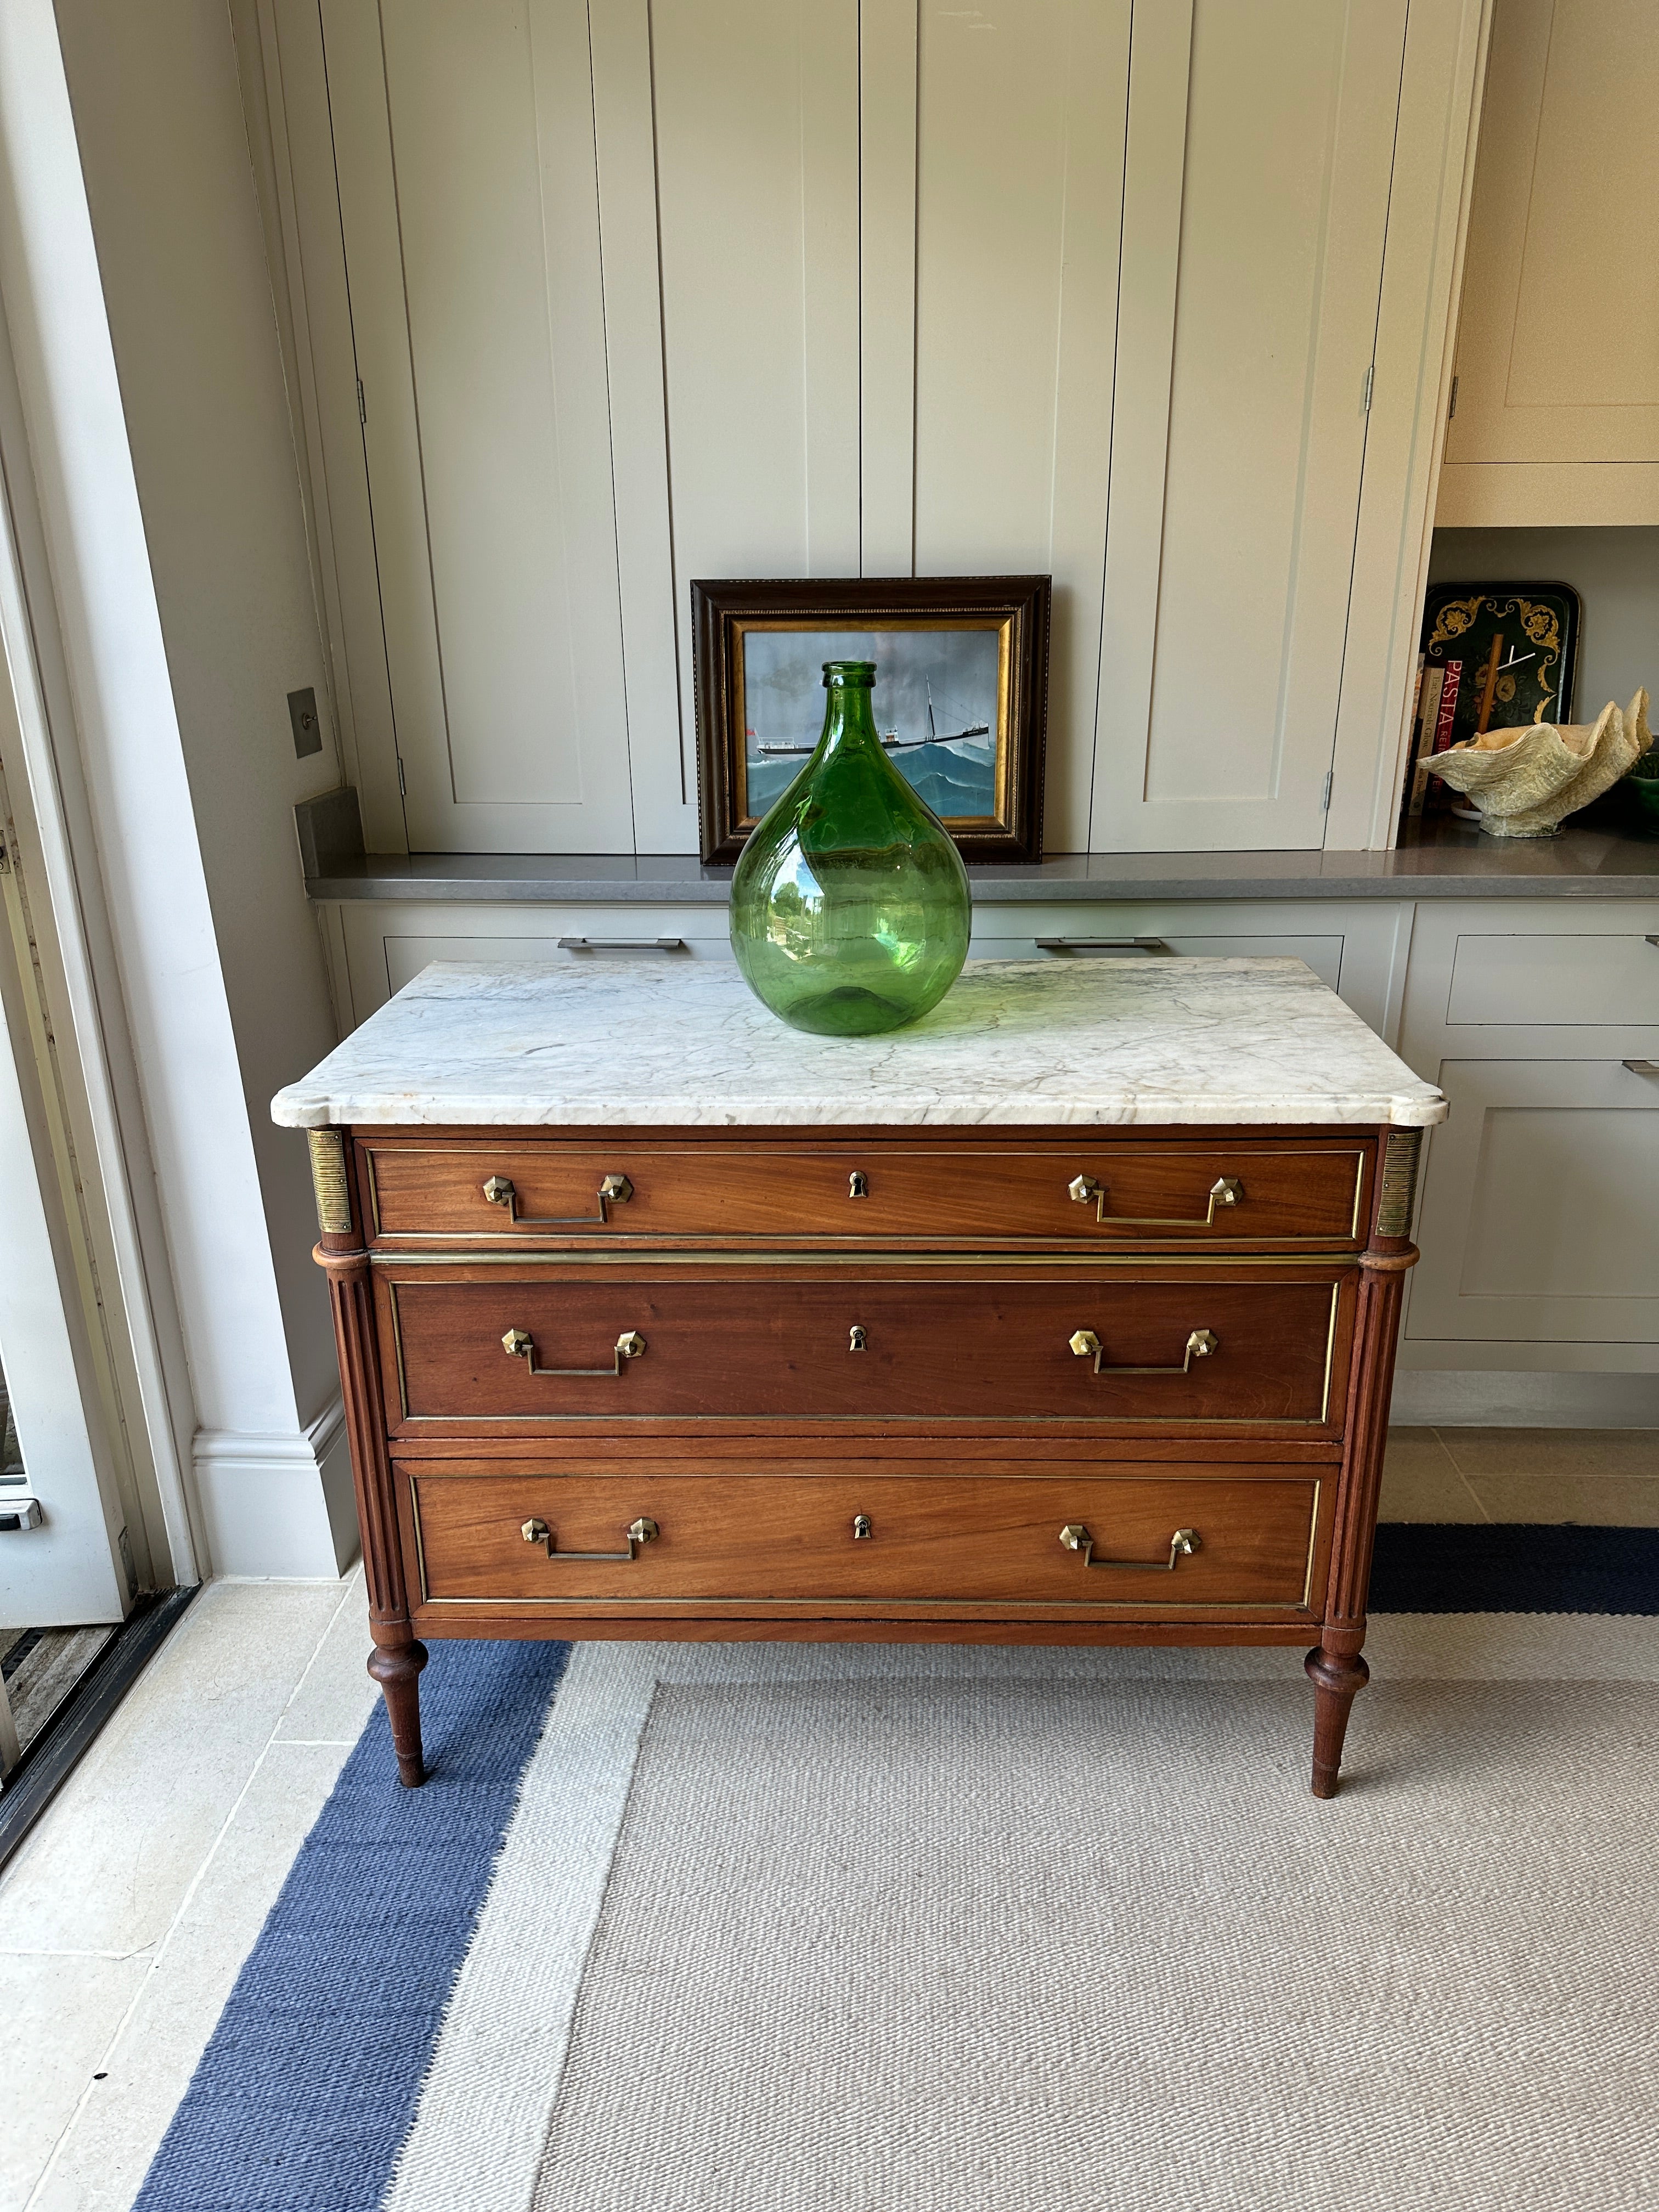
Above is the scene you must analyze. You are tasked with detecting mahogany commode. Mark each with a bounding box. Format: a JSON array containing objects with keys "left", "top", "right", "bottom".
[{"left": 273, "top": 957, "right": 1446, "bottom": 1797}]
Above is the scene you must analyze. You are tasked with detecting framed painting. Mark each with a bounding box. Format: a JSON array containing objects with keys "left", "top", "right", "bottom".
[{"left": 691, "top": 576, "right": 1051, "bottom": 863}]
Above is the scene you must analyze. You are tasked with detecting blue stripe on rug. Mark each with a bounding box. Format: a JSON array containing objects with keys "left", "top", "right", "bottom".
[
  {"left": 1369, "top": 1523, "right": 1659, "bottom": 1614},
  {"left": 134, "top": 1638, "right": 570, "bottom": 2212}
]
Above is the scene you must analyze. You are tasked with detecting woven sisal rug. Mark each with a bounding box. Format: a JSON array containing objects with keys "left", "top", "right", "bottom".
[{"left": 135, "top": 1544, "right": 1659, "bottom": 2211}]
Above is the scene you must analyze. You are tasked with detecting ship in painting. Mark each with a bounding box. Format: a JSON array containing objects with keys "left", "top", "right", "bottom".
[
  {"left": 754, "top": 678, "right": 989, "bottom": 760},
  {"left": 748, "top": 679, "right": 996, "bottom": 819}
]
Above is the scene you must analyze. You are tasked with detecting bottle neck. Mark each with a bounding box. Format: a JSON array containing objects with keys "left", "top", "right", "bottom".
[{"left": 816, "top": 679, "right": 884, "bottom": 762}]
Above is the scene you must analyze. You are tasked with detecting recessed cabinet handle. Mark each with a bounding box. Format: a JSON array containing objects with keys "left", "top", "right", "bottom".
[
  {"left": 1069, "top": 1327, "right": 1218, "bottom": 1375},
  {"left": 483, "top": 1172, "right": 633, "bottom": 1226},
  {"left": 520, "top": 1515, "right": 658, "bottom": 1561},
  {"left": 1058, "top": 1523, "right": 1200, "bottom": 1571},
  {"left": 1068, "top": 1173, "right": 1242, "bottom": 1227},
  {"left": 502, "top": 1325, "right": 646, "bottom": 1377},
  {"left": 556, "top": 936, "right": 684, "bottom": 952},
  {"left": 1034, "top": 936, "right": 1175, "bottom": 955}
]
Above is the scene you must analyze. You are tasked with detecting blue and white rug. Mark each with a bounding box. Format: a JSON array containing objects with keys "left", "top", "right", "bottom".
[{"left": 134, "top": 1528, "right": 1659, "bottom": 2212}]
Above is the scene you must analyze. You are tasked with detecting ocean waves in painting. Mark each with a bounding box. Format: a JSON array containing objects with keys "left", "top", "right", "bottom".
[{"left": 747, "top": 738, "right": 996, "bottom": 822}]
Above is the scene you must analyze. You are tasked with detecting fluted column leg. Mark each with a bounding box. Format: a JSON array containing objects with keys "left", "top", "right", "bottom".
[
  {"left": 315, "top": 1222, "right": 426, "bottom": 1788},
  {"left": 1311, "top": 1224, "right": 1418, "bottom": 1799}
]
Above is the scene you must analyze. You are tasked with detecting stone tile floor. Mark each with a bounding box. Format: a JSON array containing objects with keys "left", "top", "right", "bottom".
[
  {"left": 2, "top": 1572, "right": 375, "bottom": 2212},
  {"left": 3, "top": 1426, "right": 1656, "bottom": 2211},
  {"left": 1376, "top": 1426, "right": 1659, "bottom": 1525}
]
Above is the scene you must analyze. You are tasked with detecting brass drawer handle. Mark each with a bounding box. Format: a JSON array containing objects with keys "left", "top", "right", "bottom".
[
  {"left": 502, "top": 1325, "right": 646, "bottom": 1376},
  {"left": 1059, "top": 1523, "right": 1200, "bottom": 1571},
  {"left": 1068, "top": 1173, "right": 1242, "bottom": 1227},
  {"left": 483, "top": 1172, "right": 633, "bottom": 1226},
  {"left": 521, "top": 1515, "right": 658, "bottom": 1560},
  {"left": 1069, "top": 1327, "right": 1218, "bottom": 1375}
]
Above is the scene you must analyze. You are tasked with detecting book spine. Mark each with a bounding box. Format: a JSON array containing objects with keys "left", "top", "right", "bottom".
[
  {"left": 1432, "top": 659, "right": 1462, "bottom": 752},
  {"left": 1407, "top": 664, "right": 1446, "bottom": 816}
]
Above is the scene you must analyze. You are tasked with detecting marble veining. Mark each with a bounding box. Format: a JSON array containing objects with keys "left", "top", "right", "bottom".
[{"left": 271, "top": 958, "right": 1447, "bottom": 1130}]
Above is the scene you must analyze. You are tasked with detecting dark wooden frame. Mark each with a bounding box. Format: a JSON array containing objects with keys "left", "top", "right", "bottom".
[{"left": 691, "top": 575, "right": 1051, "bottom": 864}]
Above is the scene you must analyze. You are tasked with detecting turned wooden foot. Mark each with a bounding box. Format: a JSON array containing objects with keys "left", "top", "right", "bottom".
[
  {"left": 1305, "top": 1641, "right": 1369, "bottom": 1799},
  {"left": 368, "top": 1639, "right": 429, "bottom": 1787}
]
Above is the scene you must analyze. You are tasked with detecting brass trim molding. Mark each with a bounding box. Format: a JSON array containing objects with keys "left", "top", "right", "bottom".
[
  {"left": 307, "top": 1129, "right": 352, "bottom": 1235},
  {"left": 1375, "top": 1129, "right": 1421, "bottom": 1238},
  {"left": 414, "top": 1594, "right": 1318, "bottom": 1616},
  {"left": 368, "top": 1247, "right": 1363, "bottom": 1272}
]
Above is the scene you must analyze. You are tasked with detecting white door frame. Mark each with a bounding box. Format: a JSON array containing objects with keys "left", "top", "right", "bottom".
[{"left": 0, "top": 311, "right": 201, "bottom": 1595}]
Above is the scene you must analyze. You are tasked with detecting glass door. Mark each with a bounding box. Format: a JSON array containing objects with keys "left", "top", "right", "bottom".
[{"left": 0, "top": 794, "right": 131, "bottom": 1778}]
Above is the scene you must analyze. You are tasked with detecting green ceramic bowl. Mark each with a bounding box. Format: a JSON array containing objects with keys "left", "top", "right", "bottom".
[{"left": 1621, "top": 749, "right": 1659, "bottom": 837}]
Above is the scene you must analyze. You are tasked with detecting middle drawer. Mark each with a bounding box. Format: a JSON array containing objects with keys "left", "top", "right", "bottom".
[{"left": 379, "top": 1267, "right": 1348, "bottom": 1428}]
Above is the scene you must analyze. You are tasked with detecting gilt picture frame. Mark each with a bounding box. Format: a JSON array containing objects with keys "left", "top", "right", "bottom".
[{"left": 691, "top": 577, "right": 1051, "bottom": 864}]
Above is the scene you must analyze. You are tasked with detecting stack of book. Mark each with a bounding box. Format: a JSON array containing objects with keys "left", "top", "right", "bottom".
[{"left": 1400, "top": 654, "right": 1464, "bottom": 821}]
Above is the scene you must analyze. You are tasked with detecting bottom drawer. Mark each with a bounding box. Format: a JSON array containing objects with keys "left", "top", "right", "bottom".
[{"left": 406, "top": 1469, "right": 1325, "bottom": 1613}]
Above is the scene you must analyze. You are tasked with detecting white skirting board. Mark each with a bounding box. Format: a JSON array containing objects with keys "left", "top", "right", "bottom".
[
  {"left": 190, "top": 1398, "right": 358, "bottom": 1577},
  {"left": 1390, "top": 1370, "right": 1659, "bottom": 1429}
]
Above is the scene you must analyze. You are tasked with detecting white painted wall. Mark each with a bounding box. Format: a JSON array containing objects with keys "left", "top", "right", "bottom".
[
  {"left": 1427, "top": 526, "right": 1659, "bottom": 720},
  {"left": 0, "top": 0, "right": 353, "bottom": 1574}
]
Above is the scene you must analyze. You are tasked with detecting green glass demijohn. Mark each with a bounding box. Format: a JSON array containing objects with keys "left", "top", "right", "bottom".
[{"left": 730, "top": 659, "right": 972, "bottom": 1035}]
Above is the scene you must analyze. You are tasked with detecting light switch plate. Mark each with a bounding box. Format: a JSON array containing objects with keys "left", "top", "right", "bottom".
[{"left": 287, "top": 686, "right": 324, "bottom": 759}]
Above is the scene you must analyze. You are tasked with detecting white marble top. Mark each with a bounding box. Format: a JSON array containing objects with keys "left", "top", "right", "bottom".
[{"left": 271, "top": 959, "right": 1447, "bottom": 1130}]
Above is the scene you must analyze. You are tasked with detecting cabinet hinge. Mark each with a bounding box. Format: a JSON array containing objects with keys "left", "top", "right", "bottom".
[
  {"left": 1320, "top": 771, "right": 1333, "bottom": 812},
  {"left": 1447, "top": 373, "right": 1459, "bottom": 422},
  {"left": 396, "top": 755, "right": 407, "bottom": 797},
  {"left": 357, "top": 376, "right": 366, "bottom": 427},
  {"left": 1362, "top": 363, "right": 1373, "bottom": 414}
]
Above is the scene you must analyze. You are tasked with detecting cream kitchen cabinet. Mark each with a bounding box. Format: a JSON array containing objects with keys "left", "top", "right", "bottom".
[
  {"left": 1438, "top": 0, "right": 1659, "bottom": 527},
  {"left": 1395, "top": 900, "right": 1659, "bottom": 1370},
  {"left": 317, "top": 896, "right": 1413, "bottom": 1047},
  {"left": 247, "top": 0, "right": 1483, "bottom": 859}
]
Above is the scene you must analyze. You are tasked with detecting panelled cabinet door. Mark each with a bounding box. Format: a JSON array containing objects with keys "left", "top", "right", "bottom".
[
  {"left": 1407, "top": 1059, "right": 1659, "bottom": 1347},
  {"left": 590, "top": 0, "right": 862, "bottom": 853},
  {"left": 896, "top": 0, "right": 1132, "bottom": 853},
  {"left": 1090, "top": 0, "right": 1407, "bottom": 853},
  {"left": 321, "top": 0, "right": 635, "bottom": 852},
  {"left": 1441, "top": 0, "right": 1659, "bottom": 522}
]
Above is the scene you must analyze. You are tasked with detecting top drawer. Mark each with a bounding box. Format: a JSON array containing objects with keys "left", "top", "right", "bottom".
[
  {"left": 358, "top": 1138, "right": 1371, "bottom": 1250},
  {"left": 1445, "top": 931, "right": 1659, "bottom": 1028}
]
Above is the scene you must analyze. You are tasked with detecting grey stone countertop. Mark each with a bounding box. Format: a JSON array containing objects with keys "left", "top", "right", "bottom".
[{"left": 299, "top": 810, "right": 1659, "bottom": 905}]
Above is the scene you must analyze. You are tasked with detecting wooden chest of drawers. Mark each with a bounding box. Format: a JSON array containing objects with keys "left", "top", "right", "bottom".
[{"left": 307, "top": 1116, "right": 1420, "bottom": 1798}]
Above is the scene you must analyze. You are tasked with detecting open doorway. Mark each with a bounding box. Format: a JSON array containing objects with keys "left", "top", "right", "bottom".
[
  {"left": 0, "top": 1352, "right": 120, "bottom": 1777},
  {"left": 0, "top": 758, "right": 194, "bottom": 1858}
]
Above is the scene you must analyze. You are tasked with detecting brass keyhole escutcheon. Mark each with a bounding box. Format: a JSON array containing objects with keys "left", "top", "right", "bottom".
[
  {"left": 852, "top": 1514, "right": 873, "bottom": 1541},
  {"left": 849, "top": 1324, "right": 867, "bottom": 1352},
  {"left": 848, "top": 1170, "right": 868, "bottom": 1199}
]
